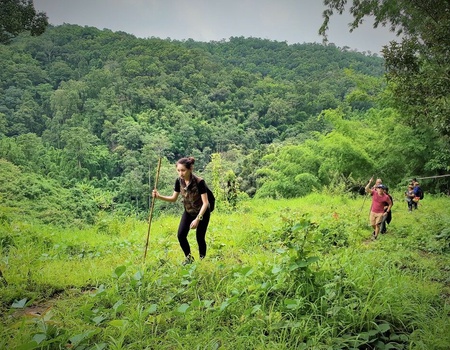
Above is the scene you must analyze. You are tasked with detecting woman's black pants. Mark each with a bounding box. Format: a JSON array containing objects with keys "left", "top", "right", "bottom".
[{"left": 177, "top": 209, "right": 210, "bottom": 258}]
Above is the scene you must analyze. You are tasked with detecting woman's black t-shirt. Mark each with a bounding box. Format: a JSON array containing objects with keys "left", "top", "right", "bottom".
[{"left": 175, "top": 176, "right": 207, "bottom": 215}]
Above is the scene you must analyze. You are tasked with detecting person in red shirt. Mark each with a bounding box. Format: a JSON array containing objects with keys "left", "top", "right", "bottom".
[{"left": 365, "top": 177, "right": 392, "bottom": 239}]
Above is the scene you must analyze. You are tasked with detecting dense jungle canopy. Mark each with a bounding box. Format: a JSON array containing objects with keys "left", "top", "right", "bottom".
[{"left": 0, "top": 12, "right": 449, "bottom": 224}]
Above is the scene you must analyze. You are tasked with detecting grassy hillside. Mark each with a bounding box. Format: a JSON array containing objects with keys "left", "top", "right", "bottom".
[{"left": 1, "top": 192, "right": 449, "bottom": 349}]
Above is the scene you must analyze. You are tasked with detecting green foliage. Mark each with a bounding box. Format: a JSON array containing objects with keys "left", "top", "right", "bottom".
[
  {"left": 0, "top": 24, "right": 388, "bottom": 200},
  {"left": 207, "top": 152, "right": 248, "bottom": 212},
  {"left": 0, "top": 159, "right": 112, "bottom": 225},
  {"left": 321, "top": 0, "right": 450, "bottom": 145},
  {"left": 1, "top": 20, "right": 448, "bottom": 216},
  {"left": 253, "top": 105, "right": 449, "bottom": 198},
  {"left": 1, "top": 194, "right": 449, "bottom": 349},
  {"left": 255, "top": 143, "right": 321, "bottom": 198},
  {"left": 318, "top": 131, "right": 372, "bottom": 183},
  {"left": 0, "top": 0, "right": 49, "bottom": 44},
  {"left": 0, "top": 7, "right": 449, "bottom": 348}
]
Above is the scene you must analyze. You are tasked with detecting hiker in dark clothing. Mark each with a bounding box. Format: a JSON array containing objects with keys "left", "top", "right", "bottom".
[
  {"left": 152, "top": 157, "right": 211, "bottom": 265},
  {"left": 380, "top": 186, "right": 393, "bottom": 234},
  {"left": 412, "top": 181, "right": 423, "bottom": 209}
]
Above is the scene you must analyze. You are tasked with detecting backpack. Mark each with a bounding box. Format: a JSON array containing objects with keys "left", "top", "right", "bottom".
[
  {"left": 205, "top": 184, "right": 216, "bottom": 212},
  {"left": 191, "top": 175, "right": 216, "bottom": 212},
  {"left": 383, "top": 193, "right": 393, "bottom": 207},
  {"left": 419, "top": 188, "right": 424, "bottom": 200}
]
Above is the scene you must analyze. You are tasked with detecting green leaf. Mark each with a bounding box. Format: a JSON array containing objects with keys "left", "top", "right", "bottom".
[
  {"left": 176, "top": 303, "right": 190, "bottom": 313},
  {"left": 307, "top": 256, "right": 319, "bottom": 264},
  {"left": 374, "top": 340, "right": 386, "bottom": 349},
  {"left": 113, "top": 299, "right": 125, "bottom": 313},
  {"left": 271, "top": 266, "right": 282, "bottom": 274},
  {"left": 289, "top": 263, "right": 299, "bottom": 271},
  {"left": 233, "top": 266, "right": 253, "bottom": 277},
  {"left": 31, "top": 334, "right": 46, "bottom": 344},
  {"left": 251, "top": 304, "right": 262, "bottom": 314},
  {"left": 113, "top": 265, "right": 126, "bottom": 278},
  {"left": 133, "top": 270, "right": 143, "bottom": 281},
  {"left": 357, "top": 332, "right": 370, "bottom": 341},
  {"left": 284, "top": 299, "right": 301, "bottom": 310},
  {"left": 368, "top": 329, "right": 379, "bottom": 336},
  {"left": 11, "top": 298, "right": 28, "bottom": 308},
  {"left": 377, "top": 323, "right": 391, "bottom": 333},
  {"left": 109, "top": 319, "right": 128, "bottom": 328},
  {"left": 220, "top": 300, "right": 230, "bottom": 311},
  {"left": 190, "top": 299, "right": 201, "bottom": 308},
  {"left": 147, "top": 304, "right": 157, "bottom": 314},
  {"left": 92, "top": 315, "right": 106, "bottom": 325},
  {"left": 68, "top": 330, "right": 98, "bottom": 346},
  {"left": 241, "top": 266, "right": 254, "bottom": 277},
  {"left": 203, "top": 300, "right": 214, "bottom": 308},
  {"left": 90, "top": 284, "right": 106, "bottom": 297},
  {"left": 297, "top": 260, "right": 308, "bottom": 267}
]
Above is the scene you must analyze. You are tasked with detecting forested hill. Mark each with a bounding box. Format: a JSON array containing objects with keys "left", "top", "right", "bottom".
[
  {"left": 0, "top": 24, "right": 447, "bottom": 223},
  {"left": 0, "top": 24, "right": 384, "bottom": 148}
]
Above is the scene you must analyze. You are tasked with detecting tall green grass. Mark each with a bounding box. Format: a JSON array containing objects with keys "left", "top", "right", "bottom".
[{"left": 1, "top": 192, "right": 449, "bottom": 349}]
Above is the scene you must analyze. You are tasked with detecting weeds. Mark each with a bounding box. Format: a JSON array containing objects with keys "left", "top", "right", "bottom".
[{"left": 0, "top": 194, "right": 449, "bottom": 349}]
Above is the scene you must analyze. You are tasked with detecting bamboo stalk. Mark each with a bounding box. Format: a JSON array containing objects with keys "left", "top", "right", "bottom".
[
  {"left": 411, "top": 174, "right": 450, "bottom": 180},
  {"left": 143, "top": 157, "right": 162, "bottom": 261}
]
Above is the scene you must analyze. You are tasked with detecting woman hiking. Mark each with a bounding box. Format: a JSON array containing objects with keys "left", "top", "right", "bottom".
[
  {"left": 152, "top": 157, "right": 211, "bottom": 265},
  {"left": 365, "top": 177, "right": 392, "bottom": 240}
]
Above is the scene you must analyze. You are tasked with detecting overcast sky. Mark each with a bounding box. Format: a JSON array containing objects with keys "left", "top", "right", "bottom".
[{"left": 33, "top": 0, "right": 398, "bottom": 54}]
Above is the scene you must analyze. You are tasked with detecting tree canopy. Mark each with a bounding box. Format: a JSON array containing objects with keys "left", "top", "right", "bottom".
[
  {"left": 0, "top": 0, "right": 48, "bottom": 44},
  {"left": 0, "top": 20, "right": 448, "bottom": 222},
  {"left": 320, "top": 0, "right": 450, "bottom": 143}
]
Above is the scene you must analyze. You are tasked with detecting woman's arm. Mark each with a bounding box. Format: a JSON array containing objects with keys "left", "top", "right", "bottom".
[
  {"left": 197, "top": 192, "right": 209, "bottom": 218},
  {"left": 190, "top": 193, "right": 209, "bottom": 229},
  {"left": 153, "top": 190, "right": 179, "bottom": 202}
]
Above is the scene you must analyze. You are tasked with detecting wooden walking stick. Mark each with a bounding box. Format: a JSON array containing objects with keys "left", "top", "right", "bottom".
[{"left": 143, "top": 157, "right": 162, "bottom": 261}]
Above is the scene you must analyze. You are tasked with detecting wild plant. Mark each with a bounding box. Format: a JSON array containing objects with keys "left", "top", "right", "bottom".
[{"left": 1, "top": 193, "right": 449, "bottom": 349}]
